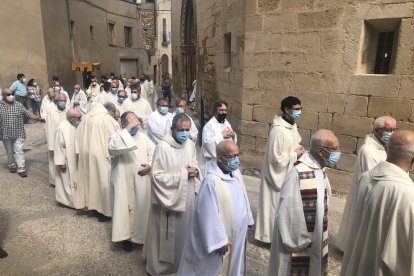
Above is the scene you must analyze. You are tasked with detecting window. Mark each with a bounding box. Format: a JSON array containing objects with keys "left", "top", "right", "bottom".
[
  {"left": 358, "top": 19, "right": 401, "bottom": 74},
  {"left": 162, "top": 18, "right": 170, "bottom": 46},
  {"left": 108, "top": 22, "right": 116, "bottom": 45},
  {"left": 69, "top": 20, "right": 75, "bottom": 36},
  {"left": 124, "top": 26, "right": 132, "bottom": 47},
  {"left": 89, "top": 26, "right": 95, "bottom": 40},
  {"left": 224, "top": 33, "right": 232, "bottom": 68}
]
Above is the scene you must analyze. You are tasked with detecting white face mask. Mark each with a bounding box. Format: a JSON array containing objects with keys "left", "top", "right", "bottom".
[
  {"left": 22, "top": 78, "right": 27, "bottom": 83},
  {"left": 131, "top": 94, "right": 139, "bottom": 100},
  {"left": 6, "top": 95, "right": 15, "bottom": 102}
]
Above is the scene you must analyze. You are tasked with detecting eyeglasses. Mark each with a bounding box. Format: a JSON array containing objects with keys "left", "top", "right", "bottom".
[{"left": 220, "top": 153, "right": 242, "bottom": 160}]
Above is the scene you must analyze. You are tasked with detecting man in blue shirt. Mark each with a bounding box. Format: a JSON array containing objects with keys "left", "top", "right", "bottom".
[{"left": 10, "top": 73, "right": 29, "bottom": 122}]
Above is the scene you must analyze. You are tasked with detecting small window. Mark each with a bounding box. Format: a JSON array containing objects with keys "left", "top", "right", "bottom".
[
  {"left": 124, "top": 26, "right": 132, "bottom": 47},
  {"left": 224, "top": 33, "right": 232, "bottom": 68},
  {"left": 89, "top": 26, "right": 95, "bottom": 40},
  {"left": 108, "top": 22, "right": 116, "bottom": 45},
  {"left": 70, "top": 20, "right": 75, "bottom": 36},
  {"left": 358, "top": 19, "right": 401, "bottom": 74},
  {"left": 162, "top": 18, "right": 170, "bottom": 46}
]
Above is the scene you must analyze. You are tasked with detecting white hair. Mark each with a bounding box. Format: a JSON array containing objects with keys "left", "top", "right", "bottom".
[
  {"left": 373, "top": 116, "right": 396, "bottom": 130},
  {"left": 310, "top": 129, "right": 335, "bottom": 150}
]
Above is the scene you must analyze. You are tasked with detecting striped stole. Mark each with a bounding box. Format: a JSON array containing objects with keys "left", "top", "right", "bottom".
[{"left": 290, "top": 161, "right": 328, "bottom": 276}]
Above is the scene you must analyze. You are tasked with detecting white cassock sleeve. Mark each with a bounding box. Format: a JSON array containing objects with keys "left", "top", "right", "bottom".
[
  {"left": 79, "top": 92, "right": 88, "bottom": 115},
  {"left": 40, "top": 98, "right": 50, "bottom": 120},
  {"left": 267, "top": 127, "right": 298, "bottom": 190},
  {"left": 202, "top": 124, "right": 224, "bottom": 159},
  {"left": 196, "top": 176, "right": 229, "bottom": 253},
  {"left": 277, "top": 168, "right": 311, "bottom": 252},
  {"left": 54, "top": 128, "right": 66, "bottom": 166},
  {"left": 108, "top": 129, "right": 138, "bottom": 157},
  {"left": 148, "top": 114, "right": 167, "bottom": 142}
]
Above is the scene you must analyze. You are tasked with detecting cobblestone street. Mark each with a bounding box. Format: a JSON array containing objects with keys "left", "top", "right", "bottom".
[{"left": 0, "top": 124, "right": 345, "bottom": 275}]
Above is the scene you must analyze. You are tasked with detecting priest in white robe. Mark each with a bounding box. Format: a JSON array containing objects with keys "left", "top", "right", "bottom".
[
  {"left": 341, "top": 130, "right": 414, "bottom": 276},
  {"left": 40, "top": 88, "right": 55, "bottom": 121},
  {"left": 115, "top": 90, "right": 127, "bottom": 112},
  {"left": 86, "top": 76, "right": 102, "bottom": 110},
  {"left": 71, "top": 84, "right": 88, "bottom": 115},
  {"left": 54, "top": 109, "right": 82, "bottom": 208},
  {"left": 147, "top": 97, "right": 173, "bottom": 144},
  {"left": 201, "top": 100, "right": 237, "bottom": 176},
  {"left": 255, "top": 96, "right": 304, "bottom": 243},
  {"left": 178, "top": 141, "right": 254, "bottom": 276},
  {"left": 139, "top": 74, "right": 150, "bottom": 100},
  {"left": 267, "top": 130, "right": 338, "bottom": 276},
  {"left": 336, "top": 116, "right": 396, "bottom": 251},
  {"left": 76, "top": 103, "right": 119, "bottom": 218},
  {"left": 108, "top": 111, "right": 155, "bottom": 249},
  {"left": 53, "top": 82, "right": 71, "bottom": 109},
  {"left": 143, "top": 113, "right": 201, "bottom": 276},
  {"left": 167, "top": 98, "right": 198, "bottom": 144},
  {"left": 121, "top": 84, "right": 153, "bottom": 132},
  {"left": 46, "top": 93, "right": 69, "bottom": 186}
]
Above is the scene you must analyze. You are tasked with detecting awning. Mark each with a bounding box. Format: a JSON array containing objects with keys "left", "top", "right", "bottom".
[{"left": 71, "top": 62, "right": 102, "bottom": 72}]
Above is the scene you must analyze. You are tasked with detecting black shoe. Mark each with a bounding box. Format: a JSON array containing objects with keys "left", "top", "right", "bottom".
[
  {"left": 0, "top": 247, "right": 8, "bottom": 258},
  {"left": 9, "top": 167, "right": 17, "bottom": 173},
  {"left": 97, "top": 213, "right": 111, "bottom": 222},
  {"left": 122, "top": 240, "right": 134, "bottom": 252},
  {"left": 18, "top": 171, "right": 27, "bottom": 178}
]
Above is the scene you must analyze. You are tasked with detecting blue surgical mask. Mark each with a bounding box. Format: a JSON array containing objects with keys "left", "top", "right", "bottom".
[
  {"left": 291, "top": 110, "right": 302, "bottom": 120},
  {"left": 111, "top": 88, "right": 118, "bottom": 94},
  {"left": 159, "top": 106, "right": 169, "bottom": 115},
  {"left": 57, "top": 101, "right": 66, "bottom": 110},
  {"left": 176, "top": 107, "right": 185, "bottom": 114},
  {"left": 118, "top": 97, "right": 125, "bottom": 104},
  {"left": 225, "top": 156, "right": 240, "bottom": 172},
  {"left": 130, "top": 126, "right": 139, "bottom": 136},
  {"left": 381, "top": 132, "right": 392, "bottom": 144},
  {"left": 324, "top": 151, "right": 341, "bottom": 166},
  {"left": 176, "top": 131, "right": 190, "bottom": 144}
]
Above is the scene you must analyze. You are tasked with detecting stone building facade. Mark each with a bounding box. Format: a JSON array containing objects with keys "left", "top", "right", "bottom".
[
  {"left": 0, "top": 0, "right": 158, "bottom": 92},
  {"left": 172, "top": 0, "right": 414, "bottom": 192}
]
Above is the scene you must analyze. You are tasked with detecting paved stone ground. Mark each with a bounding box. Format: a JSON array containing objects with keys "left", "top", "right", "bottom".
[{"left": 0, "top": 123, "right": 345, "bottom": 275}]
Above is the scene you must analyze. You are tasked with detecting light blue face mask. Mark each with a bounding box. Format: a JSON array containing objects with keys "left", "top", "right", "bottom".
[
  {"left": 291, "top": 110, "right": 302, "bottom": 120},
  {"left": 118, "top": 97, "right": 126, "bottom": 104},
  {"left": 225, "top": 156, "right": 240, "bottom": 172},
  {"left": 381, "top": 132, "right": 392, "bottom": 144},
  {"left": 159, "top": 106, "right": 169, "bottom": 115},
  {"left": 176, "top": 131, "right": 190, "bottom": 144},
  {"left": 324, "top": 151, "right": 341, "bottom": 166},
  {"left": 57, "top": 101, "right": 66, "bottom": 110},
  {"left": 111, "top": 88, "right": 118, "bottom": 95},
  {"left": 176, "top": 107, "right": 185, "bottom": 114},
  {"left": 130, "top": 126, "right": 139, "bottom": 136}
]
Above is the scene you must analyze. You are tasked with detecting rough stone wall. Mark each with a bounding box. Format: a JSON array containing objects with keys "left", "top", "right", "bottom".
[
  {"left": 195, "top": 0, "right": 247, "bottom": 130},
  {"left": 240, "top": 0, "right": 414, "bottom": 193}
]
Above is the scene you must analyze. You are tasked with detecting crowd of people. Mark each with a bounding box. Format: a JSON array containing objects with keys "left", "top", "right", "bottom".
[{"left": 0, "top": 72, "right": 414, "bottom": 276}]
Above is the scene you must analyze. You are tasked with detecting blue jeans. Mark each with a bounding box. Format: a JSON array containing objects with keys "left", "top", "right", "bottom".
[{"left": 31, "top": 100, "right": 41, "bottom": 116}]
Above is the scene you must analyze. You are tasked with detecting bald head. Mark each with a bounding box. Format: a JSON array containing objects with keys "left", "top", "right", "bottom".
[
  {"left": 47, "top": 88, "right": 54, "bottom": 98},
  {"left": 216, "top": 140, "right": 239, "bottom": 157},
  {"left": 2, "top": 88, "right": 11, "bottom": 97},
  {"left": 310, "top": 129, "right": 339, "bottom": 151},
  {"left": 387, "top": 130, "right": 414, "bottom": 163},
  {"left": 66, "top": 108, "right": 81, "bottom": 120},
  {"left": 56, "top": 93, "right": 67, "bottom": 102}
]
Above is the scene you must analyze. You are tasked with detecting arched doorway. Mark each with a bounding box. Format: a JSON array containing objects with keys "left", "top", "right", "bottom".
[{"left": 161, "top": 54, "right": 169, "bottom": 76}]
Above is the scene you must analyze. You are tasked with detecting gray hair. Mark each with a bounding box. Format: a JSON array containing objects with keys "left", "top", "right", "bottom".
[
  {"left": 103, "top": 102, "right": 117, "bottom": 113},
  {"left": 216, "top": 140, "right": 237, "bottom": 157},
  {"left": 310, "top": 129, "right": 335, "bottom": 150},
  {"left": 171, "top": 113, "right": 191, "bottom": 129},
  {"left": 373, "top": 116, "right": 396, "bottom": 130}
]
